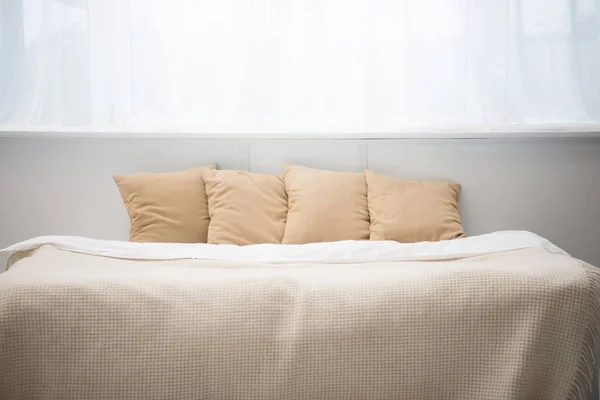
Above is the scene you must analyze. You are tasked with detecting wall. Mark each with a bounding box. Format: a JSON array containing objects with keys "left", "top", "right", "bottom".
[{"left": 1, "top": 137, "right": 600, "bottom": 270}]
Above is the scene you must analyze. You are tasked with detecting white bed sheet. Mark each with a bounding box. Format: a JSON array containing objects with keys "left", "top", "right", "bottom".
[{"left": 0, "top": 230, "right": 567, "bottom": 264}]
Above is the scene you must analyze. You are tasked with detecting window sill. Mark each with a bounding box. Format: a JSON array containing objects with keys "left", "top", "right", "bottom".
[{"left": 1, "top": 124, "right": 600, "bottom": 139}]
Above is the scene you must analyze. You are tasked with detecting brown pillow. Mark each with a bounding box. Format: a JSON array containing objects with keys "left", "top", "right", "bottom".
[
  {"left": 365, "top": 170, "right": 465, "bottom": 243},
  {"left": 114, "top": 164, "right": 216, "bottom": 243},
  {"left": 204, "top": 170, "right": 288, "bottom": 245},
  {"left": 282, "top": 165, "right": 370, "bottom": 244}
]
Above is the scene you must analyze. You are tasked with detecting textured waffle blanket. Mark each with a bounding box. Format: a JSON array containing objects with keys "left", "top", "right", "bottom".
[{"left": 0, "top": 245, "right": 599, "bottom": 400}]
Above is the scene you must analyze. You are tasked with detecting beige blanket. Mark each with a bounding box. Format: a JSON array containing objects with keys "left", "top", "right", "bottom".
[{"left": 0, "top": 245, "right": 599, "bottom": 400}]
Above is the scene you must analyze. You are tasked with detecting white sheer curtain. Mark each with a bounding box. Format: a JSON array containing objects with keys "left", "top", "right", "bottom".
[{"left": 1, "top": 0, "right": 599, "bottom": 133}]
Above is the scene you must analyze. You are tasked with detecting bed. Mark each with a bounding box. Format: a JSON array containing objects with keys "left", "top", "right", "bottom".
[{"left": 1, "top": 231, "right": 598, "bottom": 400}]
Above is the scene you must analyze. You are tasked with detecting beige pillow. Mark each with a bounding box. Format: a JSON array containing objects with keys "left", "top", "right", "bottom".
[
  {"left": 282, "top": 165, "right": 370, "bottom": 244},
  {"left": 114, "top": 164, "right": 216, "bottom": 243},
  {"left": 204, "top": 170, "right": 288, "bottom": 245},
  {"left": 365, "top": 170, "right": 465, "bottom": 243}
]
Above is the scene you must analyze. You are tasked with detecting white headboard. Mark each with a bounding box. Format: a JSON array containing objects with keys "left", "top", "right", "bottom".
[{"left": 1, "top": 137, "right": 600, "bottom": 268}]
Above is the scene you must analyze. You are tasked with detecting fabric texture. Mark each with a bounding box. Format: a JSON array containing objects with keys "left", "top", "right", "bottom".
[
  {"left": 366, "top": 170, "right": 465, "bottom": 242},
  {"left": 114, "top": 164, "right": 216, "bottom": 243},
  {"left": 0, "top": 245, "right": 599, "bottom": 400},
  {"left": 282, "top": 165, "right": 370, "bottom": 244},
  {"left": 204, "top": 170, "right": 288, "bottom": 245}
]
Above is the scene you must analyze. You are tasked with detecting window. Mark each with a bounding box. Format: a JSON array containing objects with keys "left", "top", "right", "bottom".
[{"left": 1, "top": 0, "right": 599, "bottom": 134}]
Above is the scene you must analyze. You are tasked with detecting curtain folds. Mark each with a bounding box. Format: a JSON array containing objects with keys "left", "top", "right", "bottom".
[{"left": 1, "top": 0, "right": 599, "bottom": 133}]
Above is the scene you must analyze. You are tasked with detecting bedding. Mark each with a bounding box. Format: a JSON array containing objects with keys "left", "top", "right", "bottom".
[
  {"left": 204, "top": 170, "right": 288, "bottom": 245},
  {"left": 365, "top": 170, "right": 465, "bottom": 242},
  {"left": 0, "top": 231, "right": 599, "bottom": 400},
  {"left": 113, "top": 164, "right": 216, "bottom": 243},
  {"left": 282, "top": 165, "right": 370, "bottom": 244}
]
